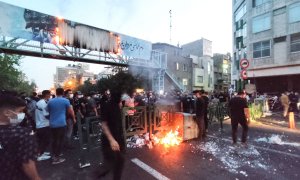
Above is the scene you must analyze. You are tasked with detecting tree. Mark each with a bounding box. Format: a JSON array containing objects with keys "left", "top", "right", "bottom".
[
  {"left": 96, "top": 71, "right": 144, "bottom": 94},
  {"left": 0, "top": 53, "right": 36, "bottom": 94},
  {"left": 76, "top": 79, "right": 96, "bottom": 95}
]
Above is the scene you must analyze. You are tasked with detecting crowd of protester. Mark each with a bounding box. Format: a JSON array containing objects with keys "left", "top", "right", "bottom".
[{"left": 1, "top": 87, "right": 299, "bottom": 180}]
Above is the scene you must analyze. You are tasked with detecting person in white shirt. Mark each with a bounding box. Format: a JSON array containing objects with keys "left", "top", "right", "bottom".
[{"left": 35, "top": 90, "right": 51, "bottom": 161}]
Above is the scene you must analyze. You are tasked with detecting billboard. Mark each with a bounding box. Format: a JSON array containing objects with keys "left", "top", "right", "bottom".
[{"left": 0, "top": 1, "right": 151, "bottom": 60}]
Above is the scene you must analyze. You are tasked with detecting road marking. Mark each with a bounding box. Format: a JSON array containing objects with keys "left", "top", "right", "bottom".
[
  {"left": 208, "top": 135, "right": 300, "bottom": 159},
  {"left": 131, "top": 158, "right": 170, "bottom": 180}
]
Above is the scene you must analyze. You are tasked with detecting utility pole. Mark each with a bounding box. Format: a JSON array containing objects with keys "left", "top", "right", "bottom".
[{"left": 169, "top": 10, "right": 172, "bottom": 44}]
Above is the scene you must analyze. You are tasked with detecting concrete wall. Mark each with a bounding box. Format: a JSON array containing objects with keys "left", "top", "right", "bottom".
[
  {"left": 182, "top": 39, "right": 212, "bottom": 57},
  {"left": 189, "top": 55, "right": 214, "bottom": 92},
  {"left": 152, "top": 43, "right": 193, "bottom": 92}
]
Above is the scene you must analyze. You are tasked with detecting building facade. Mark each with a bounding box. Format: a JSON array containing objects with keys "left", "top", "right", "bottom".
[
  {"left": 232, "top": 0, "right": 300, "bottom": 93},
  {"left": 213, "top": 53, "right": 232, "bottom": 92},
  {"left": 182, "top": 38, "right": 215, "bottom": 92},
  {"left": 54, "top": 64, "right": 95, "bottom": 88},
  {"left": 189, "top": 55, "right": 215, "bottom": 92},
  {"left": 152, "top": 43, "right": 193, "bottom": 92}
]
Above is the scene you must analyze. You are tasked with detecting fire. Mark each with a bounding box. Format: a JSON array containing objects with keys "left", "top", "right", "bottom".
[{"left": 154, "top": 126, "right": 182, "bottom": 148}]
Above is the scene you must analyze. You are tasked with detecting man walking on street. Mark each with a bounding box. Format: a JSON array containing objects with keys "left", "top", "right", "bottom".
[
  {"left": 35, "top": 90, "right": 51, "bottom": 161},
  {"left": 229, "top": 91, "right": 250, "bottom": 146},
  {"left": 96, "top": 91, "right": 125, "bottom": 180},
  {"left": 48, "top": 88, "right": 76, "bottom": 164},
  {"left": 193, "top": 90, "right": 205, "bottom": 140},
  {"left": 280, "top": 92, "right": 290, "bottom": 118},
  {"left": 201, "top": 90, "right": 209, "bottom": 135}
]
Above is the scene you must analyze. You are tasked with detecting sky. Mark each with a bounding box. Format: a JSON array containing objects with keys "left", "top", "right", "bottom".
[{"left": 0, "top": 0, "right": 232, "bottom": 90}]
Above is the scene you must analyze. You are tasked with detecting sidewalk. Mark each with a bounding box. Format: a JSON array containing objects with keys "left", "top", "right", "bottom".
[{"left": 256, "top": 111, "right": 300, "bottom": 130}]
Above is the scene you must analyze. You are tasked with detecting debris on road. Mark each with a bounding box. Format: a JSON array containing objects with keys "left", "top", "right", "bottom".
[
  {"left": 126, "top": 133, "right": 153, "bottom": 148},
  {"left": 255, "top": 135, "right": 300, "bottom": 147},
  {"left": 190, "top": 138, "right": 269, "bottom": 176}
]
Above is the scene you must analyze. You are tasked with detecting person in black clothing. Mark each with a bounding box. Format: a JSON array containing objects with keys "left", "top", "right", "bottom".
[
  {"left": 218, "top": 92, "right": 227, "bottom": 103},
  {"left": 181, "top": 93, "right": 192, "bottom": 113},
  {"left": 84, "top": 92, "right": 99, "bottom": 117},
  {"left": 228, "top": 91, "right": 250, "bottom": 145},
  {"left": 200, "top": 90, "right": 209, "bottom": 135},
  {"left": 289, "top": 92, "right": 299, "bottom": 113},
  {"left": 193, "top": 90, "right": 205, "bottom": 140},
  {"left": 72, "top": 91, "right": 85, "bottom": 139},
  {"left": 97, "top": 92, "right": 125, "bottom": 180},
  {"left": 0, "top": 91, "right": 41, "bottom": 180}
]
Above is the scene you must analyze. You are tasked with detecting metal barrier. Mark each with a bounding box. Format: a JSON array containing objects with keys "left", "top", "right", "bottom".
[
  {"left": 76, "top": 113, "right": 101, "bottom": 168},
  {"left": 150, "top": 105, "right": 176, "bottom": 135},
  {"left": 76, "top": 103, "right": 230, "bottom": 161},
  {"left": 122, "top": 106, "right": 148, "bottom": 139},
  {"left": 208, "top": 102, "right": 229, "bottom": 130}
]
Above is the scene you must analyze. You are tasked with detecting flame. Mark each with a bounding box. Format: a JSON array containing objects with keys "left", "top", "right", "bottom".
[
  {"left": 154, "top": 126, "right": 182, "bottom": 148},
  {"left": 56, "top": 16, "right": 64, "bottom": 21},
  {"left": 55, "top": 35, "right": 60, "bottom": 44}
]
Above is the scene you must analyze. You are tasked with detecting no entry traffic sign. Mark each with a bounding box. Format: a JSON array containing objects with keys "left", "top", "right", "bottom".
[
  {"left": 241, "top": 69, "right": 247, "bottom": 80},
  {"left": 240, "top": 59, "right": 249, "bottom": 69}
]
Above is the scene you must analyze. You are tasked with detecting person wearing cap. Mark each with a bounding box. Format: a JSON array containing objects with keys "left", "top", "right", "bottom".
[
  {"left": 193, "top": 90, "right": 205, "bottom": 140},
  {"left": 228, "top": 91, "right": 250, "bottom": 146}
]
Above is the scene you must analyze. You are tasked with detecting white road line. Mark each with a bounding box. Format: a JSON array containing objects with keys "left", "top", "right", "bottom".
[
  {"left": 208, "top": 135, "right": 300, "bottom": 159},
  {"left": 131, "top": 158, "right": 170, "bottom": 180}
]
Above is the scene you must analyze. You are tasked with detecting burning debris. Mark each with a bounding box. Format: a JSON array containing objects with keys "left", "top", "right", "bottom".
[
  {"left": 126, "top": 128, "right": 183, "bottom": 149},
  {"left": 152, "top": 127, "right": 183, "bottom": 148},
  {"left": 255, "top": 135, "right": 300, "bottom": 147},
  {"left": 126, "top": 133, "right": 153, "bottom": 149}
]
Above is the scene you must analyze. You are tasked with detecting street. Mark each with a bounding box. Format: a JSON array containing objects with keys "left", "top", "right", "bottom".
[{"left": 37, "top": 118, "right": 300, "bottom": 180}]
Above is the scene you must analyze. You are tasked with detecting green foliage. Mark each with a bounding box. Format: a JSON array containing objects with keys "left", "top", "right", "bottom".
[
  {"left": 77, "top": 71, "right": 144, "bottom": 95},
  {"left": 98, "top": 71, "right": 144, "bottom": 94},
  {"left": 0, "top": 53, "right": 36, "bottom": 94},
  {"left": 249, "top": 102, "right": 263, "bottom": 120},
  {"left": 76, "top": 79, "right": 97, "bottom": 95}
]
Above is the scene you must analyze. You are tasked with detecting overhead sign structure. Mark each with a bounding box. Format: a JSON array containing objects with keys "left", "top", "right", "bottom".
[
  {"left": 0, "top": 1, "right": 152, "bottom": 60},
  {"left": 240, "top": 59, "right": 249, "bottom": 69},
  {"left": 241, "top": 69, "right": 247, "bottom": 80}
]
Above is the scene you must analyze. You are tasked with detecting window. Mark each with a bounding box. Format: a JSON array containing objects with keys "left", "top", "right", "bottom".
[
  {"left": 253, "top": 40, "right": 271, "bottom": 58},
  {"left": 274, "top": 7, "right": 286, "bottom": 16},
  {"left": 234, "top": 3, "right": 247, "bottom": 22},
  {"left": 274, "top": 36, "right": 286, "bottom": 43},
  {"left": 197, "top": 76, "right": 203, "bottom": 83},
  {"left": 291, "top": 33, "right": 300, "bottom": 52},
  {"left": 252, "top": 13, "right": 271, "bottom": 33},
  {"left": 176, "top": 62, "right": 179, "bottom": 70},
  {"left": 236, "top": 37, "right": 244, "bottom": 49},
  {"left": 289, "top": 2, "right": 300, "bottom": 23},
  {"left": 182, "top": 79, "right": 188, "bottom": 86},
  {"left": 242, "top": 23, "right": 247, "bottom": 37},
  {"left": 183, "top": 64, "right": 188, "bottom": 71},
  {"left": 253, "top": 0, "right": 271, "bottom": 7}
]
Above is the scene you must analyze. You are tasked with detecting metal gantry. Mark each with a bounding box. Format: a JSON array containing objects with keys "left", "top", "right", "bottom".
[{"left": 0, "top": 35, "right": 167, "bottom": 92}]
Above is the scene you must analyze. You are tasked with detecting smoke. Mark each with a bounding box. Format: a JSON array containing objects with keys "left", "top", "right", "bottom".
[
  {"left": 104, "top": 0, "right": 138, "bottom": 30},
  {"left": 56, "top": 0, "right": 72, "bottom": 17}
]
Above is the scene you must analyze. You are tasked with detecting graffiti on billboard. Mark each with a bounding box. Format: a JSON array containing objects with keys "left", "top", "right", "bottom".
[{"left": 0, "top": 1, "right": 152, "bottom": 60}]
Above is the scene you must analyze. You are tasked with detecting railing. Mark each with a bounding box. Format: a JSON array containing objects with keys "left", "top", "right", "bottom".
[
  {"left": 208, "top": 102, "right": 229, "bottom": 130},
  {"left": 165, "top": 69, "right": 185, "bottom": 90},
  {"left": 122, "top": 106, "right": 148, "bottom": 138},
  {"left": 76, "top": 114, "right": 101, "bottom": 168},
  {"left": 76, "top": 103, "right": 230, "bottom": 167}
]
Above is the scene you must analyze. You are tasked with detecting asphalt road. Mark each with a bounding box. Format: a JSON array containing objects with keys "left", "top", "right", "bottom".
[{"left": 37, "top": 119, "right": 300, "bottom": 180}]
